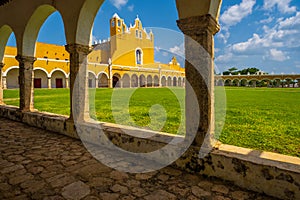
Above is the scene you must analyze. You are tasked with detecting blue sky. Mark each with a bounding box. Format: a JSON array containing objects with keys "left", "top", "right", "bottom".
[{"left": 6, "top": 0, "right": 300, "bottom": 74}]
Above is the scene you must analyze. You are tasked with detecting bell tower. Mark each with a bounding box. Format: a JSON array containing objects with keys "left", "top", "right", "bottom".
[{"left": 110, "top": 13, "right": 126, "bottom": 37}]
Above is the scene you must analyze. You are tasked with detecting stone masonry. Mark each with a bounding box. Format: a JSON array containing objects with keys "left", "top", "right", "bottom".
[{"left": 0, "top": 117, "right": 278, "bottom": 200}]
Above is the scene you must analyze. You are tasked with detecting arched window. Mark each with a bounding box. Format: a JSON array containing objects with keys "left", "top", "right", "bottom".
[{"left": 136, "top": 49, "right": 142, "bottom": 65}]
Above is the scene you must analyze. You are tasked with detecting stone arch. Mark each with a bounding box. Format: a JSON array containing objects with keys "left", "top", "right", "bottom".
[
  {"left": 0, "top": 25, "right": 14, "bottom": 61},
  {"left": 161, "top": 76, "right": 167, "bottom": 87},
  {"left": 178, "top": 77, "right": 182, "bottom": 87},
  {"left": 6, "top": 67, "right": 19, "bottom": 89},
  {"left": 224, "top": 79, "right": 232, "bottom": 86},
  {"left": 22, "top": 5, "right": 57, "bottom": 56},
  {"left": 173, "top": 76, "right": 177, "bottom": 87},
  {"left": 131, "top": 74, "right": 138, "bottom": 87},
  {"left": 88, "top": 71, "right": 96, "bottom": 88},
  {"left": 75, "top": 0, "right": 105, "bottom": 45},
  {"left": 122, "top": 73, "right": 130, "bottom": 88},
  {"left": 98, "top": 72, "right": 108, "bottom": 88},
  {"left": 34, "top": 68, "right": 48, "bottom": 88},
  {"left": 50, "top": 69, "right": 67, "bottom": 88},
  {"left": 113, "top": 73, "right": 121, "bottom": 88},
  {"left": 154, "top": 75, "right": 159, "bottom": 87},
  {"left": 147, "top": 75, "right": 152, "bottom": 87},
  {"left": 232, "top": 79, "right": 240, "bottom": 86},
  {"left": 167, "top": 76, "right": 172, "bottom": 87},
  {"left": 139, "top": 74, "right": 146, "bottom": 87}
]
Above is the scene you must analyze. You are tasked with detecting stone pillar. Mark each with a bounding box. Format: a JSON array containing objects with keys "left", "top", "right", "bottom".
[
  {"left": 0, "top": 63, "right": 4, "bottom": 105},
  {"left": 159, "top": 67, "right": 162, "bottom": 87},
  {"left": 47, "top": 77, "right": 51, "bottom": 89},
  {"left": 95, "top": 78, "right": 99, "bottom": 88},
  {"left": 177, "top": 14, "right": 220, "bottom": 146},
  {"left": 16, "top": 55, "right": 36, "bottom": 112},
  {"left": 66, "top": 78, "right": 69, "bottom": 88},
  {"left": 108, "top": 64, "right": 113, "bottom": 88},
  {"left": 2, "top": 77, "right": 7, "bottom": 89},
  {"left": 65, "top": 44, "right": 91, "bottom": 121}
]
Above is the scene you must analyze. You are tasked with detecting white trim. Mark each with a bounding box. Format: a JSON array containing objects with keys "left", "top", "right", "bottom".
[
  {"left": 97, "top": 71, "right": 109, "bottom": 79},
  {"left": 34, "top": 67, "right": 50, "bottom": 78},
  {"left": 3, "top": 66, "right": 19, "bottom": 76},
  {"left": 88, "top": 70, "right": 97, "bottom": 78},
  {"left": 49, "top": 68, "right": 68, "bottom": 78}
]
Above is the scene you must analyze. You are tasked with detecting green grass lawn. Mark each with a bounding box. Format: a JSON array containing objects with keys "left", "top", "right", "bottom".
[{"left": 3, "top": 87, "right": 300, "bottom": 157}]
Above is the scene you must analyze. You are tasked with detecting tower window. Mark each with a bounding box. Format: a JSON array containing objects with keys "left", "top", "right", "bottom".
[
  {"left": 136, "top": 49, "right": 142, "bottom": 65},
  {"left": 139, "top": 31, "right": 142, "bottom": 39},
  {"left": 111, "top": 20, "right": 115, "bottom": 27},
  {"left": 118, "top": 20, "right": 121, "bottom": 27},
  {"left": 136, "top": 30, "right": 138, "bottom": 38}
]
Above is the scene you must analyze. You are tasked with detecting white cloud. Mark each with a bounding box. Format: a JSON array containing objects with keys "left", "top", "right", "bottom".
[
  {"left": 259, "top": 16, "right": 274, "bottom": 24},
  {"left": 279, "top": 12, "right": 300, "bottom": 29},
  {"left": 263, "top": 0, "right": 296, "bottom": 14},
  {"left": 269, "top": 49, "right": 290, "bottom": 61},
  {"left": 220, "top": 0, "right": 256, "bottom": 27},
  {"left": 215, "top": 53, "right": 233, "bottom": 63},
  {"left": 110, "top": 0, "right": 128, "bottom": 10},
  {"left": 169, "top": 44, "right": 185, "bottom": 57},
  {"left": 218, "top": 0, "right": 256, "bottom": 43},
  {"left": 127, "top": 5, "right": 134, "bottom": 12}
]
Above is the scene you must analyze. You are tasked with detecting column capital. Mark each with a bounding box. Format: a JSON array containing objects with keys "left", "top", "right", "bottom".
[
  {"left": 177, "top": 14, "right": 220, "bottom": 36},
  {"left": 65, "top": 43, "right": 92, "bottom": 55},
  {"left": 15, "top": 55, "right": 36, "bottom": 64}
]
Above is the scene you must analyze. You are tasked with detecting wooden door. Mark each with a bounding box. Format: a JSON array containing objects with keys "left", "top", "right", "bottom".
[
  {"left": 56, "top": 78, "right": 63, "bottom": 88},
  {"left": 34, "top": 78, "right": 41, "bottom": 88}
]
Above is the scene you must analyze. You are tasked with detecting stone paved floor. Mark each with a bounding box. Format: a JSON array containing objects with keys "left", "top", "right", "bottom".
[{"left": 0, "top": 117, "right": 279, "bottom": 200}]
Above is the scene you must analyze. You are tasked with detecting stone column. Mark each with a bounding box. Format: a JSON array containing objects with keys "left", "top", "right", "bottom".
[
  {"left": 2, "top": 77, "right": 7, "bottom": 89},
  {"left": 66, "top": 78, "right": 69, "bottom": 88},
  {"left": 177, "top": 14, "right": 220, "bottom": 146},
  {"left": 0, "top": 63, "right": 4, "bottom": 105},
  {"left": 65, "top": 44, "right": 91, "bottom": 122},
  {"left": 47, "top": 77, "right": 51, "bottom": 89},
  {"left": 16, "top": 55, "right": 36, "bottom": 112},
  {"left": 108, "top": 64, "right": 113, "bottom": 88},
  {"left": 95, "top": 78, "right": 99, "bottom": 88},
  {"left": 158, "top": 66, "right": 162, "bottom": 87}
]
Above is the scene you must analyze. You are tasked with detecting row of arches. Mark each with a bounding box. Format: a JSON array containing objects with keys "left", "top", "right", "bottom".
[
  {"left": 90, "top": 73, "right": 185, "bottom": 88},
  {"left": 3, "top": 66, "right": 185, "bottom": 89},
  {"left": 216, "top": 79, "right": 300, "bottom": 88}
]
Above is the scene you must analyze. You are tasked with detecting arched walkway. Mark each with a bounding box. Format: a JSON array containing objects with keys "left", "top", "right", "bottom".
[
  {"left": 147, "top": 75, "right": 152, "bottom": 87},
  {"left": 51, "top": 70, "right": 66, "bottom": 88},
  {"left": 122, "top": 73, "right": 130, "bottom": 88},
  {"left": 131, "top": 74, "right": 138, "bottom": 88},
  {"left": 173, "top": 77, "right": 177, "bottom": 87},
  {"left": 98, "top": 73, "right": 108, "bottom": 88},
  {"left": 139, "top": 74, "right": 146, "bottom": 87},
  {"left": 6, "top": 68, "right": 19, "bottom": 89},
  {"left": 154, "top": 75, "right": 159, "bottom": 87},
  {"left": 88, "top": 72, "right": 96, "bottom": 88},
  {"left": 161, "top": 76, "right": 166, "bottom": 87},
  {"left": 34, "top": 69, "right": 48, "bottom": 88},
  {"left": 167, "top": 76, "right": 172, "bottom": 87},
  {"left": 113, "top": 73, "right": 121, "bottom": 88}
]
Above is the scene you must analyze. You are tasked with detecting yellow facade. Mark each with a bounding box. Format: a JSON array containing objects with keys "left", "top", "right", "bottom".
[{"left": 2, "top": 14, "right": 185, "bottom": 89}]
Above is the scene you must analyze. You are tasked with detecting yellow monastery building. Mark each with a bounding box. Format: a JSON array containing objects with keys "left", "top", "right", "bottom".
[{"left": 1, "top": 14, "right": 185, "bottom": 89}]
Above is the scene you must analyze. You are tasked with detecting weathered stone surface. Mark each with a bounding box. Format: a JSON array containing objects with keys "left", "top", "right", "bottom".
[
  {"left": 62, "top": 181, "right": 90, "bottom": 200},
  {"left": 0, "top": 117, "right": 283, "bottom": 200},
  {"left": 211, "top": 184, "right": 229, "bottom": 194},
  {"left": 110, "top": 184, "right": 128, "bottom": 194},
  {"left": 191, "top": 186, "right": 211, "bottom": 198},
  {"left": 144, "top": 190, "right": 176, "bottom": 200}
]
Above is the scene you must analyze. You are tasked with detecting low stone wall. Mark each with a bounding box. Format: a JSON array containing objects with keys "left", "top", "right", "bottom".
[{"left": 0, "top": 105, "right": 299, "bottom": 199}]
